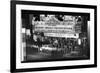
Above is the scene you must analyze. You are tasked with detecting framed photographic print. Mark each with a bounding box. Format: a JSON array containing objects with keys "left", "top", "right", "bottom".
[{"left": 10, "top": 0, "right": 97, "bottom": 72}]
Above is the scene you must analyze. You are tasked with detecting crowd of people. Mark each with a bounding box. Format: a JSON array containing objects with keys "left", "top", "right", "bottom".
[{"left": 24, "top": 29, "right": 88, "bottom": 56}]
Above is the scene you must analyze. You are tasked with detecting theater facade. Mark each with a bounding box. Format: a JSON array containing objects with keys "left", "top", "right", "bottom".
[{"left": 21, "top": 10, "right": 90, "bottom": 62}]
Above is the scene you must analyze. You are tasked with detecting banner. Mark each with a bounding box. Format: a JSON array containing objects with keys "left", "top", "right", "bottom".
[{"left": 44, "top": 33, "right": 79, "bottom": 38}]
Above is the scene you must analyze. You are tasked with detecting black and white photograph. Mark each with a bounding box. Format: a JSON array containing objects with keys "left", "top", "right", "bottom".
[
  {"left": 10, "top": 0, "right": 97, "bottom": 72},
  {"left": 21, "top": 10, "right": 90, "bottom": 62}
]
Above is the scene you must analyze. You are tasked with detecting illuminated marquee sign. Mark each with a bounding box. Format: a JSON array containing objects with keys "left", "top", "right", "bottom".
[
  {"left": 34, "top": 16, "right": 76, "bottom": 33},
  {"left": 33, "top": 16, "right": 81, "bottom": 38}
]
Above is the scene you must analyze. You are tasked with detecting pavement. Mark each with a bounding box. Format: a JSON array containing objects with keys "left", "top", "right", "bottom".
[{"left": 25, "top": 51, "right": 88, "bottom": 62}]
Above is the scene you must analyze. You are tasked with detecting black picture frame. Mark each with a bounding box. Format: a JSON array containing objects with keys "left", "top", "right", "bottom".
[{"left": 10, "top": 0, "right": 97, "bottom": 73}]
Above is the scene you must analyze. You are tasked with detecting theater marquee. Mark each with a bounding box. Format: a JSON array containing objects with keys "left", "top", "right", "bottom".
[{"left": 33, "top": 15, "right": 80, "bottom": 38}]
